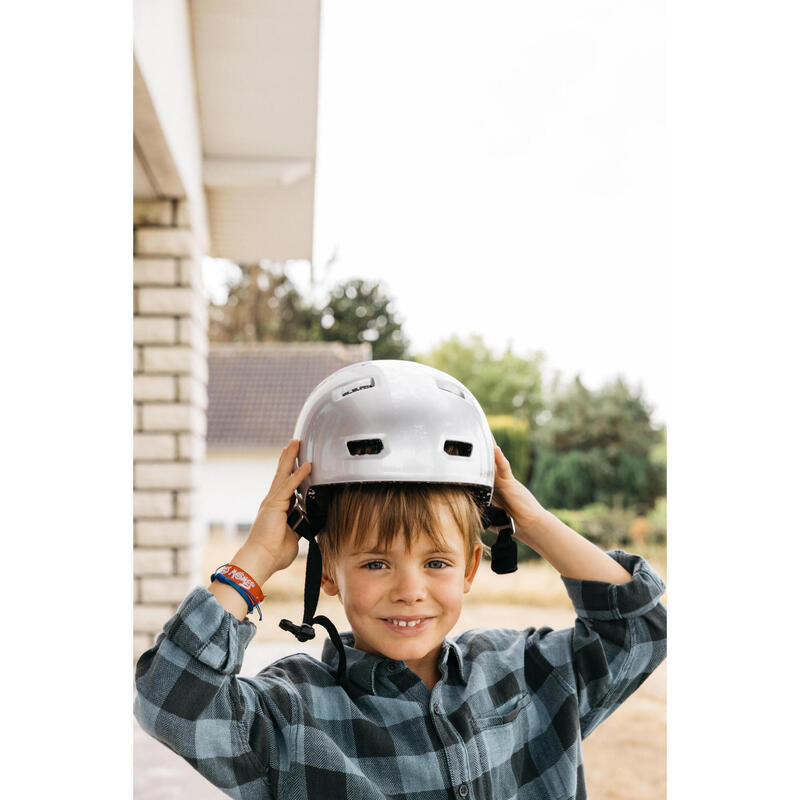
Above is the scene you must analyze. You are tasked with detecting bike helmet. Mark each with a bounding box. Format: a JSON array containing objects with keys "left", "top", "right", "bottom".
[{"left": 279, "top": 359, "right": 517, "bottom": 685}]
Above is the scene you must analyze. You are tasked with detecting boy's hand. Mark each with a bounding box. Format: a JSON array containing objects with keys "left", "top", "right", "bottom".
[
  {"left": 245, "top": 439, "right": 312, "bottom": 575},
  {"left": 490, "top": 444, "right": 545, "bottom": 528}
]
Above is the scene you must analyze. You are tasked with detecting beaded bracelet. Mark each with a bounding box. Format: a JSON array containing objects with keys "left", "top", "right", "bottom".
[{"left": 210, "top": 563, "right": 264, "bottom": 620}]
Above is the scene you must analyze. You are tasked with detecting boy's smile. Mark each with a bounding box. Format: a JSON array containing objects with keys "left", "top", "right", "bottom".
[{"left": 321, "top": 499, "right": 482, "bottom": 690}]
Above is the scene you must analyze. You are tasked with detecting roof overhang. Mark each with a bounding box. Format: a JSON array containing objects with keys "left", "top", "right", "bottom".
[{"left": 192, "top": 0, "right": 321, "bottom": 263}]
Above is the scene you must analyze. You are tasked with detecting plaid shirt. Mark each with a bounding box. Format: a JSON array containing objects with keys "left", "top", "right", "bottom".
[{"left": 135, "top": 550, "right": 666, "bottom": 800}]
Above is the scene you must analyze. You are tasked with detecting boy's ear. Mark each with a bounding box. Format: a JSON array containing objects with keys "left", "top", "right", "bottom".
[
  {"left": 463, "top": 543, "right": 482, "bottom": 594},
  {"left": 321, "top": 568, "right": 340, "bottom": 597}
]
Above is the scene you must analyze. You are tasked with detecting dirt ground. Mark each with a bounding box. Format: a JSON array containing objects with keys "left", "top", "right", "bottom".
[{"left": 133, "top": 538, "right": 666, "bottom": 799}]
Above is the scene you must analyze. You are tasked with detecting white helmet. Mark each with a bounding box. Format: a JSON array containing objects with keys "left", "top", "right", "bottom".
[{"left": 292, "top": 359, "right": 495, "bottom": 527}]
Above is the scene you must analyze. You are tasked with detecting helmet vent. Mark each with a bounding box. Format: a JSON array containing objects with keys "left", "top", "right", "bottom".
[
  {"left": 347, "top": 438, "right": 384, "bottom": 456},
  {"left": 443, "top": 440, "right": 473, "bottom": 457},
  {"left": 436, "top": 379, "right": 465, "bottom": 399}
]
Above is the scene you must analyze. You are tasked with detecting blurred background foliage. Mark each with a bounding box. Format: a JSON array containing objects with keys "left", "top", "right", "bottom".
[{"left": 208, "top": 264, "right": 666, "bottom": 556}]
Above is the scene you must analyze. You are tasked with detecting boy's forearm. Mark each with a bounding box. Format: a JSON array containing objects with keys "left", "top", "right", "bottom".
[
  {"left": 207, "top": 541, "right": 281, "bottom": 621},
  {"left": 514, "top": 509, "right": 633, "bottom": 584}
]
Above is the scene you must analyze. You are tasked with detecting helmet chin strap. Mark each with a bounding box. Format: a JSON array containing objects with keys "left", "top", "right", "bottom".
[
  {"left": 279, "top": 499, "right": 349, "bottom": 687},
  {"left": 481, "top": 505, "right": 519, "bottom": 574}
]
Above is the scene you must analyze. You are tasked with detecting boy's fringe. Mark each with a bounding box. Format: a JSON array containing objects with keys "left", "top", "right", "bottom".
[{"left": 319, "top": 484, "right": 490, "bottom": 575}]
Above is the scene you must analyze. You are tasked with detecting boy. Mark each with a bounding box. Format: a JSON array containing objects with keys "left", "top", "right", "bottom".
[{"left": 135, "top": 363, "right": 666, "bottom": 800}]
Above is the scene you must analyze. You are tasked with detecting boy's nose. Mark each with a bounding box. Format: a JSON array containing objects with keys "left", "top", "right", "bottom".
[{"left": 388, "top": 568, "right": 426, "bottom": 604}]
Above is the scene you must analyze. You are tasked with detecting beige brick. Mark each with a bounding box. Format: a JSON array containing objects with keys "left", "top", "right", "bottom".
[
  {"left": 135, "top": 462, "right": 198, "bottom": 490},
  {"left": 136, "top": 519, "right": 192, "bottom": 547},
  {"left": 133, "top": 287, "right": 139, "bottom": 314},
  {"left": 134, "top": 433, "right": 177, "bottom": 461},
  {"left": 133, "top": 200, "right": 173, "bottom": 226},
  {"left": 134, "top": 375, "right": 177, "bottom": 402},
  {"left": 134, "top": 547, "right": 175, "bottom": 575},
  {"left": 178, "top": 433, "right": 206, "bottom": 461},
  {"left": 135, "top": 227, "right": 199, "bottom": 258},
  {"left": 140, "top": 575, "right": 192, "bottom": 604},
  {"left": 133, "top": 257, "right": 177, "bottom": 285},
  {"left": 141, "top": 403, "right": 205, "bottom": 435},
  {"left": 178, "top": 257, "right": 202, "bottom": 291},
  {"left": 134, "top": 603, "right": 175, "bottom": 633},
  {"left": 138, "top": 287, "right": 195, "bottom": 315},
  {"left": 142, "top": 346, "right": 207, "bottom": 380},
  {"left": 134, "top": 345, "right": 142, "bottom": 373},
  {"left": 134, "top": 632, "right": 157, "bottom": 662},
  {"left": 175, "top": 200, "right": 191, "bottom": 227},
  {"left": 177, "top": 375, "right": 207, "bottom": 408},
  {"left": 133, "top": 403, "right": 141, "bottom": 431},
  {"left": 134, "top": 317, "right": 177, "bottom": 345},
  {"left": 178, "top": 316, "right": 208, "bottom": 356},
  {"left": 176, "top": 543, "right": 203, "bottom": 577},
  {"left": 134, "top": 576, "right": 141, "bottom": 603},
  {"left": 133, "top": 490, "right": 174, "bottom": 517},
  {"left": 175, "top": 490, "right": 198, "bottom": 518}
]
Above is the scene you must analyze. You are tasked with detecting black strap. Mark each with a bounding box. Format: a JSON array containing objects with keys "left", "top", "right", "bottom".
[
  {"left": 482, "top": 505, "right": 518, "bottom": 574},
  {"left": 280, "top": 499, "right": 350, "bottom": 687}
]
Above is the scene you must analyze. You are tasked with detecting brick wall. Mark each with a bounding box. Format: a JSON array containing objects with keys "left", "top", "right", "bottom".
[{"left": 133, "top": 199, "right": 208, "bottom": 662}]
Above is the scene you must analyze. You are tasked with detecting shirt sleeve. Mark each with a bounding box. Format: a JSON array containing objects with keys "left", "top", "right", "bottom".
[
  {"left": 526, "top": 549, "right": 667, "bottom": 739},
  {"left": 133, "top": 586, "right": 296, "bottom": 799}
]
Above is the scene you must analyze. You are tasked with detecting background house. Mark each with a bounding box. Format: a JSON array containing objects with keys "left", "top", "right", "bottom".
[
  {"left": 200, "top": 341, "right": 370, "bottom": 543},
  {"left": 133, "top": 0, "right": 322, "bottom": 662}
]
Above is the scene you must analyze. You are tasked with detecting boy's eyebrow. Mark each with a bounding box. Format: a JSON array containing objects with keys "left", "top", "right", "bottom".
[{"left": 352, "top": 547, "right": 461, "bottom": 556}]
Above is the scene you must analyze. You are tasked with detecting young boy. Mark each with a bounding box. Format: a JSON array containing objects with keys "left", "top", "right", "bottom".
[{"left": 135, "top": 365, "right": 666, "bottom": 800}]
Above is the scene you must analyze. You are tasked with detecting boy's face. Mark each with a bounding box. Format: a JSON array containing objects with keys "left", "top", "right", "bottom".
[{"left": 321, "top": 499, "right": 482, "bottom": 683}]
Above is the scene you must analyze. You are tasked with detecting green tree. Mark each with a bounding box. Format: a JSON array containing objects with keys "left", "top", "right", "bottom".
[
  {"left": 531, "top": 376, "right": 665, "bottom": 510},
  {"left": 208, "top": 263, "right": 322, "bottom": 343},
  {"left": 319, "top": 278, "right": 410, "bottom": 359}
]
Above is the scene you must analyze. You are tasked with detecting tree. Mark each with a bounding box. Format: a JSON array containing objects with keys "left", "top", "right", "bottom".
[
  {"left": 318, "top": 278, "right": 410, "bottom": 359},
  {"left": 208, "top": 262, "right": 322, "bottom": 343},
  {"left": 530, "top": 376, "right": 665, "bottom": 511}
]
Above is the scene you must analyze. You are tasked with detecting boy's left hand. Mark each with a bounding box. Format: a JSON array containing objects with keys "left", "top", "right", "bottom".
[{"left": 490, "top": 444, "right": 546, "bottom": 528}]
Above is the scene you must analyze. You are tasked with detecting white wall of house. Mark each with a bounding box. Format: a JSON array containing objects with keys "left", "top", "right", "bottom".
[{"left": 199, "top": 447, "right": 282, "bottom": 537}]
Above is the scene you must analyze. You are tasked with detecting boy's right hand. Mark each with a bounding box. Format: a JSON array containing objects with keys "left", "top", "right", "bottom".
[{"left": 244, "top": 439, "right": 312, "bottom": 576}]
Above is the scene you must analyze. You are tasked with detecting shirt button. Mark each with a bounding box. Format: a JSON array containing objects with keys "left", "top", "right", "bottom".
[
  {"left": 387, "top": 662, "right": 397, "bottom": 672},
  {"left": 458, "top": 784, "right": 469, "bottom": 797},
  {"left": 433, "top": 703, "right": 442, "bottom": 714}
]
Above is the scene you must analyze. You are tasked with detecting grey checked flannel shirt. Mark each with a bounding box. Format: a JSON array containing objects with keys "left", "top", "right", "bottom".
[{"left": 134, "top": 550, "right": 666, "bottom": 800}]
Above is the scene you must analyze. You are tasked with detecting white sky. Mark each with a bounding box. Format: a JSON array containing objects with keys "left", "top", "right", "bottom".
[{"left": 206, "top": 1, "right": 669, "bottom": 424}]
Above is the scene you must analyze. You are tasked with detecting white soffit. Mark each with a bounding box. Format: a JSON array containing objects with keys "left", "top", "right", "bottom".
[{"left": 190, "top": 0, "right": 321, "bottom": 262}]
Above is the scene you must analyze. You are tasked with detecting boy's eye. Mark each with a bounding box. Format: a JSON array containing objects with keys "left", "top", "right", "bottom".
[
  {"left": 426, "top": 560, "right": 449, "bottom": 569},
  {"left": 363, "top": 560, "right": 387, "bottom": 570}
]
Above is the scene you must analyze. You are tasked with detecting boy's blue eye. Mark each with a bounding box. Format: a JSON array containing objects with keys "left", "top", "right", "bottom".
[
  {"left": 364, "top": 561, "right": 386, "bottom": 570},
  {"left": 427, "top": 560, "right": 449, "bottom": 569}
]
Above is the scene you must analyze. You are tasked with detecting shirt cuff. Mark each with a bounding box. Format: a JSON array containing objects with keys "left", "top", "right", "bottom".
[
  {"left": 560, "top": 550, "right": 666, "bottom": 621},
  {"left": 160, "top": 586, "right": 258, "bottom": 674}
]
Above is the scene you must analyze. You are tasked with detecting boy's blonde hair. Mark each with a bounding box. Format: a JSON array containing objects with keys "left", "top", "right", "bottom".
[{"left": 318, "top": 483, "right": 490, "bottom": 575}]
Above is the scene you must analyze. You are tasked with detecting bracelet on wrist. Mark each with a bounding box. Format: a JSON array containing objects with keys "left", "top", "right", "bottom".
[{"left": 211, "top": 563, "right": 265, "bottom": 620}]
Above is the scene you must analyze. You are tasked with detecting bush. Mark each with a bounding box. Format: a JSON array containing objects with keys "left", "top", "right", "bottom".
[{"left": 487, "top": 414, "right": 531, "bottom": 483}]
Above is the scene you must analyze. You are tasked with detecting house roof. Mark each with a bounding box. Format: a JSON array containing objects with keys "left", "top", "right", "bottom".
[{"left": 207, "top": 342, "right": 372, "bottom": 448}]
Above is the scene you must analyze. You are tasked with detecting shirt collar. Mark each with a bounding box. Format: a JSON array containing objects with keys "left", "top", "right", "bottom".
[{"left": 321, "top": 632, "right": 466, "bottom": 694}]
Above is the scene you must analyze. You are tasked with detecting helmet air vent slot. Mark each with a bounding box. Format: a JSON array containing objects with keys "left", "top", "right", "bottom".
[
  {"left": 347, "top": 438, "right": 384, "bottom": 456},
  {"left": 443, "top": 440, "right": 473, "bottom": 457},
  {"left": 435, "top": 379, "right": 465, "bottom": 399}
]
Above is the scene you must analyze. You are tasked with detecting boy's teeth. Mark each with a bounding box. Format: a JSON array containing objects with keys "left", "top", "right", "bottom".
[{"left": 390, "top": 619, "right": 421, "bottom": 627}]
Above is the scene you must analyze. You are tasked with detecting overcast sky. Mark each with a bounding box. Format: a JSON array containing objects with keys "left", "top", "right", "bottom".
[{"left": 206, "top": 1, "right": 668, "bottom": 425}]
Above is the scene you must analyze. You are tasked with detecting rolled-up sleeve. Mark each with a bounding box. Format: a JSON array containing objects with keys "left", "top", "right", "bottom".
[
  {"left": 134, "top": 587, "right": 296, "bottom": 799},
  {"left": 527, "top": 550, "right": 667, "bottom": 739}
]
